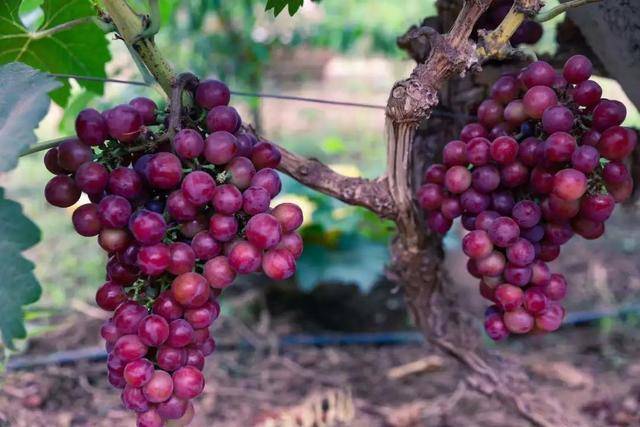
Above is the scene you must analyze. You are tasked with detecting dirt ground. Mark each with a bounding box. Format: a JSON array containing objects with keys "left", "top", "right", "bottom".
[{"left": 2, "top": 309, "right": 640, "bottom": 427}]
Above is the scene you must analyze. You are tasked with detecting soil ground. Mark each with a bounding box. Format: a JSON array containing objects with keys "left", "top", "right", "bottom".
[{"left": 2, "top": 311, "right": 640, "bottom": 427}]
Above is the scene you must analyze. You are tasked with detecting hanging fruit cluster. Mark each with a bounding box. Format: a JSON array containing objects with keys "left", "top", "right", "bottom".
[
  {"left": 418, "top": 55, "right": 635, "bottom": 340},
  {"left": 43, "top": 76, "right": 304, "bottom": 426}
]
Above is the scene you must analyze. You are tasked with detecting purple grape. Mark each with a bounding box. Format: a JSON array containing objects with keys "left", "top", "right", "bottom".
[
  {"left": 252, "top": 142, "right": 282, "bottom": 169},
  {"left": 129, "top": 97, "right": 157, "bottom": 125},
  {"left": 488, "top": 216, "right": 520, "bottom": 247},
  {"left": 243, "top": 186, "right": 271, "bottom": 215},
  {"left": 195, "top": 79, "right": 230, "bottom": 109},
  {"left": 250, "top": 168, "right": 281, "bottom": 197},
  {"left": 206, "top": 105, "right": 241, "bottom": 133},
  {"left": 98, "top": 195, "right": 132, "bottom": 228},
  {"left": 57, "top": 139, "right": 92, "bottom": 172},
  {"left": 106, "top": 105, "right": 143, "bottom": 144},
  {"left": 173, "top": 129, "right": 204, "bottom": 159},
  {"left": 76, "top": 108, "right": 108, "bottom": 146},
  {"left": 108, "top": 167, "right": 143, "bottom": 200}
]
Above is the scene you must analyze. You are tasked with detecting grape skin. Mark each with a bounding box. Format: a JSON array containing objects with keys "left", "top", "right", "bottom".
[
  {"left": 417, "top": 57, "right": 634, "bottom": 341},
  {"left": 43, "top": 81, "right": 306, "bottom": 423}
]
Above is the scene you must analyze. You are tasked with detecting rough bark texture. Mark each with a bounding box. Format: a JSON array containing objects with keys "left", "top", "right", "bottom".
[{"left": 276, "top": 144, "right": 396, "bottom": 219}]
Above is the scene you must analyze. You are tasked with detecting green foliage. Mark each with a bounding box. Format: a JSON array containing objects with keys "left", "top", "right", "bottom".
[
  {"left": 265, "top": 0, "right": 303, "bottom": 16},
  {"left": 0, "top": 0, "right": 111, "bottom": 106},
  {"left": 0, "top": 62, "right": 55, "bottom": 348},
  {"left": 282, "top": 176, "right": 394, "bottom": 291},
  {"left": 0, "top": 189, "right": 42, "bottom": 349},
  {"left": 0, "top": 62, "right": 60, "bottom": 172}
]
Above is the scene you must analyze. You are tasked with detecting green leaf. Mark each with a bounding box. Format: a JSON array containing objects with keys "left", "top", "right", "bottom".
[
  {"left": 295, "top": 233, "right": 388, "bottom": 292},
  {"left": 0, "top": 0, "right": 111, "bottom": 106},
  {"left": 0, "top": 188, "right": 42, "bottom": 349},
  {"left": 265, "top": 0, "right": 303, "bottom": 16},
  {"left": 0, "top": 62, "right": 60, "bottom": 172}
]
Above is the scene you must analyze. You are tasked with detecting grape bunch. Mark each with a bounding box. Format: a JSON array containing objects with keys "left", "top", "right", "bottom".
[
  {"left": 417, "top": 55, "right": 636, "bottom": 340},
  {"left": 475, "top": 0, "right": 543, "bottom": 46},
  {"left": 43, "top": 78, "right": 304, "bottom": 426}
]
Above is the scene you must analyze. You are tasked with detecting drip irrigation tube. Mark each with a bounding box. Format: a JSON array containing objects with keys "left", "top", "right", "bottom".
[{"left": 5, "top": 305, "right": 640, "bottom": 371}]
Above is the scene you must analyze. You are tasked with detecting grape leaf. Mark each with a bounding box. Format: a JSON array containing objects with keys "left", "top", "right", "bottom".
[
  {"left": 0, "top": 62, "right": 60, "bottom": 172},
  {"left": 265, "top": 0, "right": 304, "bottom": 16},
  {"left": 0, "top": 188, "right": 42, "bottom": 349},
  {"left": 0, "top": 0, "right": 111, "bottom": 106}
]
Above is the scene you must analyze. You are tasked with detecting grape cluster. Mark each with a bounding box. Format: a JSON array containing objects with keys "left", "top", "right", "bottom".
[
  {"left": 475, "top": 0, "right": 543, "bottom": 46},
  {"left": 43, "top": 79, "right": 304, "bottom": 426},
  {"left": 418, "top": 55, "right": 636, "bottom": 340}
]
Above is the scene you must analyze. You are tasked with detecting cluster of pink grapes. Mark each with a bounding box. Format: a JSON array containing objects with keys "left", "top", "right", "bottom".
[
  {"left": 417, "top": 55, "right": 635, "bottom": 340},
  {"left": 43, "top": 79, "right": 304, "bottom": 426},
  {"left": 475, "top": 0, "right": 543, "bottom": 46}
]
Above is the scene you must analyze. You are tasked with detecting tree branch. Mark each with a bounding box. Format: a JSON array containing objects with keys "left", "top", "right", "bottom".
[
  {"left": 102, "top": 0, "right": 174, "bottom": 95},
  {"left": 97, "top": 0, "right": 400, "bottom": 218},
  {"left": 243, "top": 130, "right": 396, "bottom": 218},
  {"left": 536, "top": 0, "right": 601, "bottom": 23}
]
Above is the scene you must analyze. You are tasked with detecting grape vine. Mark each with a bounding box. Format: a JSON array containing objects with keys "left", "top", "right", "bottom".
[
  {"left": 418, "top": 55, "right": 635, "bottom": 340},
  {"left": 43, "top": 77, "right": 304, "bottom": 426}
]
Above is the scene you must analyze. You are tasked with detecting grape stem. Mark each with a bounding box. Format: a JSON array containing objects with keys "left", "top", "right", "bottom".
[
  {"left": 166, "top": 72, "right": 198, "bottom": 137},
  {"left": 19, "top": 137, "right": 71, "bottom": 157},
  {"left": 536, "top": 0, "right": 601, "bottom": 23}
]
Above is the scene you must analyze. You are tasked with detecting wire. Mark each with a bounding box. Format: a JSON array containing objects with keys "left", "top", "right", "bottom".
[
  {"left": 46, "top": 72, "right": 473, "bottom": 120},
  {"left": 48, "top": 73, "right": 150, "bottom": 86}
]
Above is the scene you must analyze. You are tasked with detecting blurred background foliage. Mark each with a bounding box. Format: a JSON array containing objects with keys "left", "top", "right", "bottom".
[{"left": 3, "top": 0, "right": 640, "bottom": 341}]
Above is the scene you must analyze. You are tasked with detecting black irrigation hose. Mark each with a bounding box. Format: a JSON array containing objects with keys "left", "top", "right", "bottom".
[{"left": 6, "top": 305, "right": 640, "bottom": 371}]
